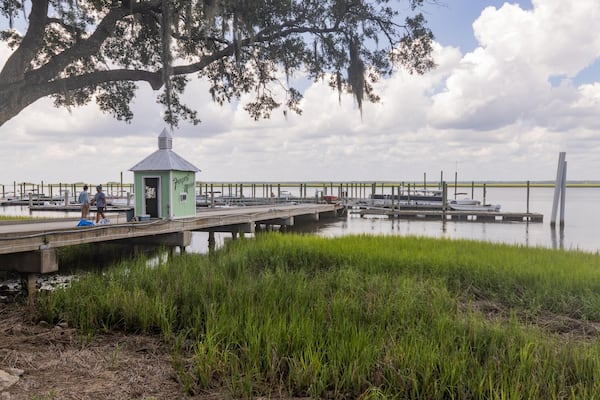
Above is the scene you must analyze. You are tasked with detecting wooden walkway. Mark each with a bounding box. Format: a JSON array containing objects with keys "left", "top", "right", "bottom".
[
  {"left": 0, "top": 204, "right": 342, "bottom": 274},
  {"left": 351, "top": 208, "right": 544, "bottom": 223}
]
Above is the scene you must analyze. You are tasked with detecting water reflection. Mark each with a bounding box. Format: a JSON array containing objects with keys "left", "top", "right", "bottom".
[
  {"left": 550, "top": 226, "right": 565, "bottom": 250},
  {"left": 272, "top": 212, "right": 597, "bottom": 254}
]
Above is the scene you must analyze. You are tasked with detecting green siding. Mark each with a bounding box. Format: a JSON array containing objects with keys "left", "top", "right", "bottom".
[
  {"left": 133, "top": 170, "right": 196, "bottom": 219},
  {"left": 170, "top": 170, "right": 196, "bottom": 218}
]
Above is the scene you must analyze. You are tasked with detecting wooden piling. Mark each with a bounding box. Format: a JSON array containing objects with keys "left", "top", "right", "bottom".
[
  {"left": 208, "top": 231, "right": 216, "bottom": 252},
  {"left": 454, "top": 171, "right": 457, "bottom": 199},
  {"left": 442, "top": 182, "right": 448, "bottom": 213},
  {"left": 483, "top": 183, "right": 487, "bottom": 205},
  {"left": 551, "top": 152, "right": 566, "bottom": 227},
  {"left": 560, "top": 162, "right": 567, "bottom": 227},
  {"left": 526, "top": 180, "right": 530, "bottom": 214}
]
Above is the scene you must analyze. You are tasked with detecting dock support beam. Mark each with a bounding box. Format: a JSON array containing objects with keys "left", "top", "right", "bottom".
[
  {"left": 259, "top": 216, "right": 294, "bottom": 226},
  {"left": 0, "top": 247, "right": 58, "bottom": 274},
  {"left": 123, "top": 231, "right": 192, "bottom": 256},
  {"left": 0, "top": 248, "right": 58, "bottom": 304},
  {"left": 208, "top": 231, "right": 215, "bottom": 252},
  {"left": 24, "top": 273, "right": 36, "bottom": 306}
]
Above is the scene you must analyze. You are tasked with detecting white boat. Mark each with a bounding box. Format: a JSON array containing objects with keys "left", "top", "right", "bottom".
[
  {"left": 108, "top": 195, "right": 134, "bottom": 207},
  {"left": 448, "top": 199, "right": 501, "bottom": 212}
]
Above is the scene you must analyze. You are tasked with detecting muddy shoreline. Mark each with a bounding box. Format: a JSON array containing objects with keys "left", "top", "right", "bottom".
[{"left": 0, "top": 303, "right": 195, "bottom": 400}]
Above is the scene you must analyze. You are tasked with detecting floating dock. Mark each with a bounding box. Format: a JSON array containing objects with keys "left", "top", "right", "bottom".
[{"left": 351, "top": 208, "right": 543, "bottom": 223}]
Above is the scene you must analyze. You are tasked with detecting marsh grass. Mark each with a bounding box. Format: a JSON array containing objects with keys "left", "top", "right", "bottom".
[{"left": 36, "top": 234, "right": 600, "bottom": 398}]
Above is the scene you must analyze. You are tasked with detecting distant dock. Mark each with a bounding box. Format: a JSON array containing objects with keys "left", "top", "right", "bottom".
[
  {"left": 1, "top": 180, "right": 547, "bottom": 224},
  {"left": 351, "top": 208, "right": 543, "bottom": 223}
]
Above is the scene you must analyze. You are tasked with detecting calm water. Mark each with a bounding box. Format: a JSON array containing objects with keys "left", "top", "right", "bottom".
[
  {"left": 286, "top": 186, "right": 600, "bottom": 254},
  {"left": 2, "top": 187, "right": 599, "bottom": 254}
]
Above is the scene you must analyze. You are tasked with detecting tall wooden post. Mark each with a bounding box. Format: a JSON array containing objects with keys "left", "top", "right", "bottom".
[
  {"left": 208, "top": 231, "right": 215, "bottom": 253},
  {"left": 526, "top": 180, "right": 530, "bottom": 214},
  {"left": 551, "top": 152, "right": 567, "bottom": 227},
  {"left": 560, "top": 162, "right": 567, "bottom": 227},
  {"left": 442, "top": 182, "right": 448, "bottom": 213},
  {"left": 483, "top": 183, "right": 487, "bottom": 205},
  {"left": 454, "top": 171, "right": 457, "bottom": 199}
]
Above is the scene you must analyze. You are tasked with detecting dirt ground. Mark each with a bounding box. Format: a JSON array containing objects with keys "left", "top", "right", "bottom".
[
  {"left": 0, "top": 303, "right": 199, "bottom": 400},
  {"left": 3, "top": 298, "right": 599, "bottom": 400}
]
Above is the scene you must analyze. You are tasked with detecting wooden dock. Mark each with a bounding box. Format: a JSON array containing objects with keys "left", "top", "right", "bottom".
[
  {"left": 351, "top": 208, "right": 544, "bottom": 223},
  {"left": 0, "top": 204, "right": 342, "bottom": 274}
]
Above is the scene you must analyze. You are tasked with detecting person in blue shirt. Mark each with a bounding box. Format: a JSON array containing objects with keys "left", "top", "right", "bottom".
[
  {"left": 92, "top": 185, "right": 107, "bottom": 223},
  {"left": 78, "top": 185, "right": 90, "bottom": 219}
]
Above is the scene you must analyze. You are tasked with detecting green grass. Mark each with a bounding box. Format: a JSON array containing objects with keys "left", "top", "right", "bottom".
[
  {"left": 36, "top": 234, "right": 600, "bottom": 398},
  {"left": 0, "top": 215, "right": 42, "bottom": 221}
]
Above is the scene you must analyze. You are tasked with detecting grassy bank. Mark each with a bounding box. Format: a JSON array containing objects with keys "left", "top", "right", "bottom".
[
  {"left": 36, "top": 234, "right": 600, "bottom": 398},
  {"left": 0, "top": 215, "right": 41, "bottom": 221}
]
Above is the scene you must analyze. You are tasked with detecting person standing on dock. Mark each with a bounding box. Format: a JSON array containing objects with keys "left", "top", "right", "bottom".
[
  {"left": 78, "top": 185, "right": 90, "bottom": 219},
  {"left": 92, "top": 185, "right": 106, "bottom": 223}
]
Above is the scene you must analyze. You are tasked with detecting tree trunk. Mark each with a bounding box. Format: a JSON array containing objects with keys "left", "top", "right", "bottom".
[{"left": 0, "top": 83, "right": 48, "bottom": 127}]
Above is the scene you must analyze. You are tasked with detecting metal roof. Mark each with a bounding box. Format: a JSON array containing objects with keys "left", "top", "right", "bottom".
[{"left": 129, "top": 128, "right": 200, "bottom": 172}]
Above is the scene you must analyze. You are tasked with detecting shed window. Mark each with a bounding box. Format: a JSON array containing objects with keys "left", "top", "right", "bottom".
[{"left": 179, "top": 192, "right": 187, "bottom": 202}]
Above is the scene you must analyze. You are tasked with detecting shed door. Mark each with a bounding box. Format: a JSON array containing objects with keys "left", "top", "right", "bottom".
[{"left": 144, "top": 177, "right": 160, "bottom": 218}]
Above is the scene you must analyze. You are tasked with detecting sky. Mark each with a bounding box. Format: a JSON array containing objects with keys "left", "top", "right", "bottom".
[{"left": 2, "top": 0, "right": 600, "bottom": 185}]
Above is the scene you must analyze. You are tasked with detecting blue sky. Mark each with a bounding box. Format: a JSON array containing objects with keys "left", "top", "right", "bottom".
[
  {"left": 426, "top": 0, "right": 599, "bottom": 87},
  {"left": 2, "top": 0, "right": 600, "bottom": 184},
  {"left": 424, "top": 0, "right": 533, "bottom": 52}
]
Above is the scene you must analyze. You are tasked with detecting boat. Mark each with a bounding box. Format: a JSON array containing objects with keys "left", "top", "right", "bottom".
[
  {"left": 448, "top": 200, "right": 501, "bottom": 212},
  {"left": 106, "top": 193, "right": 134, "bottom": 207},
  {"left": 322, "top": 195, "right": 339, "bottom": 204},
  {"left": 369, "top": 190, "right": 501, "bottom": 212},
  {"left": 370, "top": 189, "right": 444, "bottom": 209}
]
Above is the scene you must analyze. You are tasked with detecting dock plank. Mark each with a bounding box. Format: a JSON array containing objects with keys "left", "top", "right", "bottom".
[{"left": 0, "top": 204, "right": 342, "bottom": 256}]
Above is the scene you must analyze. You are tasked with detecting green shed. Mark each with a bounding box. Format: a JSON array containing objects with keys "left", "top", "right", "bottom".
[{"left": 129, "top": 128, "right": 200, "bottom": 219}]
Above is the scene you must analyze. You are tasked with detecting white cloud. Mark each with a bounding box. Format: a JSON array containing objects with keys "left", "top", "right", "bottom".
[{"left": 430, "top": 1, "right": 600, "bottom": 132}]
